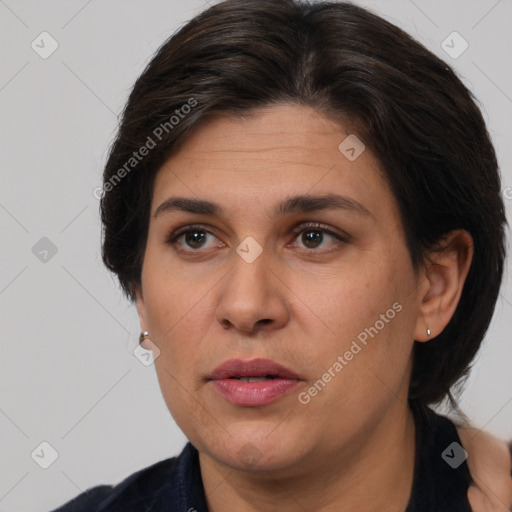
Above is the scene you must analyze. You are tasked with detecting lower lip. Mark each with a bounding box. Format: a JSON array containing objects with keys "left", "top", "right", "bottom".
[{"left": 210, "top": 378, "right": 301, "bottom": 406}]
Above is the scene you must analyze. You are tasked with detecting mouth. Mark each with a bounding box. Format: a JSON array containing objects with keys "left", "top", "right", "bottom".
[
  {"left": 208, "top": 358, "right": 301, "bottom": 381},
  {"left": 228, "top": 375, "right": 278, "bottom": 382},
  {"left": 208, "top": 358, "right": 302, "bottom": 407}
]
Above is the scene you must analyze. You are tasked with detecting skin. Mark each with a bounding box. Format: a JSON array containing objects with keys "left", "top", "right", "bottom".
[
  {"left": 135, "top": 104, "right": 474, "bottom": 511},
  {"left": 458, "top": 427, "right": 512, "bottom": 511}
]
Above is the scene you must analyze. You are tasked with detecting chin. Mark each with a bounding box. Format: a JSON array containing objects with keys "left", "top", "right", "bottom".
[{"left": 201, "top": 426, "right": 308, "bottom": 472}]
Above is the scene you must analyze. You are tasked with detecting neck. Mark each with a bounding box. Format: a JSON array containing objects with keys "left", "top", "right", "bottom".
[{"left": 199, "top": 400, "right": 417, "bottom": 512}]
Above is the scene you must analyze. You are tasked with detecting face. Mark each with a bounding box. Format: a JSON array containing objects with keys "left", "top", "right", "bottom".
[{"left": 136, "top": 104, "right": 427, "bottom": 474}]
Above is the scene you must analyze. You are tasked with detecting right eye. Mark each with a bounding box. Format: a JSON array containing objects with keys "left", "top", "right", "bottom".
[{"left": 166, "top": 224, "right": 225, "bottom": 252}]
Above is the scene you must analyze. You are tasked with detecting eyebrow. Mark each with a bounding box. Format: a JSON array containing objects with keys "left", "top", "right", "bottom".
[{"left": 154, "top": 193, "right": 372, "bottom": 219}]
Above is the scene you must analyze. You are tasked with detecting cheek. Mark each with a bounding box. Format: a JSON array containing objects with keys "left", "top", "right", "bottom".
[
  {"left": 145, "top": 284, "right": 212, "bottom": 429},
  {"left": 298, "top": 261, "right": 390, "bottom": 344},
  {"left": 152, "top": 353, "right": 211, "bottom": 442},
  {"left": 142, "top": 246, "right": 201, "bottom": 326},
  {"left": 301, "top": 257, "right": 415, "bottom": 390},
  {"left": 145, "top": 290, "right": 206, "bottom": 363}
]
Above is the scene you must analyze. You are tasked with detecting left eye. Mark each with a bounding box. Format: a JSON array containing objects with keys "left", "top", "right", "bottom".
[{"left": 290, "top": 225, "right": 347, "bottom": 250}]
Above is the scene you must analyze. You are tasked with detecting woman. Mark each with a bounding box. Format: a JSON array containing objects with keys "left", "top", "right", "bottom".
[{"left": 51, "top": 0, "right": 511, "bottom": 510}]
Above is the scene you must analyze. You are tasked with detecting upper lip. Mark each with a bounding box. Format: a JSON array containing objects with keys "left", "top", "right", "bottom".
[{"left": 209, "top": 358, "right": 301, "bottom": 380}]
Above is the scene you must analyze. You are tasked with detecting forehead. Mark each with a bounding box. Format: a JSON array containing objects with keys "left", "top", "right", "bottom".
[{"left": 151, "top": 104, "right": 396, "bottom": 223}]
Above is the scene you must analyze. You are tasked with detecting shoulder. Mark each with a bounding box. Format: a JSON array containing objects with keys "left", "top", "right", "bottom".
[
  {"left": 49, "top": 450, "right": 184, "bottom": 512},
  {"left": 407, "top": 402, "right": 473, "bottom": 511},
  {"left": 457, "top": 426, "right": 512, "bottom": 510},
  {"left": 49, "top": 485, "right": 114, "bottom": 512}
]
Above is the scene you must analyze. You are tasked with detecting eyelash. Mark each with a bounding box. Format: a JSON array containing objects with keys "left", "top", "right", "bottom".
[{"left": 166, "top": 222, "right": 349, "bottom": 253}]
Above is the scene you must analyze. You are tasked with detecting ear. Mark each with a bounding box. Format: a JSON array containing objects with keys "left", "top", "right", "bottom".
[
  {"left": 134, "top": 286, "right": 150, "bottom": 333},
  {"left": 414, "top": 229, "right": 473, "bottom": 342}
]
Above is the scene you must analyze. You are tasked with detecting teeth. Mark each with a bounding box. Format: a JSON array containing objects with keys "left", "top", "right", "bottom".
[{"left": 235, "top": 376, "right": 275, "bottom": 382}]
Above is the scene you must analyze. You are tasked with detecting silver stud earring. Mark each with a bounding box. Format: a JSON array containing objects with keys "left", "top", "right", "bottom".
[
  {"left": 139, "top": 331, "right": 150, "bottom": 345},
  {"left": 426, "top": 328, "right": 431, "bottom": 337}
]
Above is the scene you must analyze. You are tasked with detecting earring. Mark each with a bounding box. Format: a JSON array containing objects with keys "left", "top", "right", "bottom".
[
  {"left": 139, "top": 331, "right": 150, "bottom": 345},
  {"left": 426, "top": 328, "right": 431, "bottom": 337}
]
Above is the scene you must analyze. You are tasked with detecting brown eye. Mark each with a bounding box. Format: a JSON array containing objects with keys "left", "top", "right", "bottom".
[
  {"left": 183, "top": 230, "right": 208, "bottom": 249},
  {"left": 167, "top": 225, "right": 222, "bottom": 251},
  {"left": 301, "top": 230, "right": 324, "bottom": 249},
  {"left": 291, "top": 223, "right": 348, "bottom": 251}
]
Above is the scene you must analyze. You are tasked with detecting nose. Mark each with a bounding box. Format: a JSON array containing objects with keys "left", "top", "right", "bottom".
[{"left": 215, "top": 250, "right": 290, "bottom": 334}]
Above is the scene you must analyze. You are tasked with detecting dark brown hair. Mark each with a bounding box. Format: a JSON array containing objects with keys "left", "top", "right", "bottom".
[{"left": 100, "top": 0, "right": 507, "bottom": 406}]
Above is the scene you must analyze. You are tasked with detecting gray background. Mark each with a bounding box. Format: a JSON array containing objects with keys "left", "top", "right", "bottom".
[{"left": 0, "top": 1, "right": 511, "bottom": 510}]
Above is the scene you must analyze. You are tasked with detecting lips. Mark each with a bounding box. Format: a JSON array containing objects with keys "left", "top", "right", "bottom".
[
  {"left": 209, "top": 358, "right": 301, "bottom": 381},
  {"left": 208, "top": 358, "right": 302, "bottom": 407}
]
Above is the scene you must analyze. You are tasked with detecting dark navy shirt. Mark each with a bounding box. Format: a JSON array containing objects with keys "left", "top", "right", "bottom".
[{"left": 49, "top": 402, "right": 472, "bottom": 511}]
